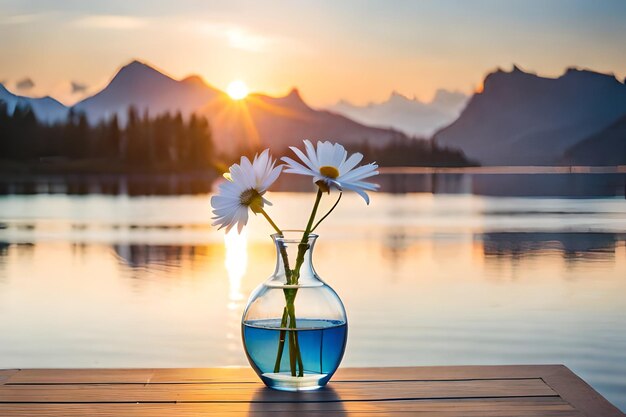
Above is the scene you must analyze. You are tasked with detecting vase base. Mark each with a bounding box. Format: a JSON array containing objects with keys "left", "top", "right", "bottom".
[{"left": 261, "top": 372, "right": 329, "bottom": 391}]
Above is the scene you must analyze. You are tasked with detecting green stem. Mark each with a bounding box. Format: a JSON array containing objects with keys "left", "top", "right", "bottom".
[
  {"left": 304, "top": 189, "right": 324, "bottom": 239},
  {"left": 294, "top": 328, "right": 304, "bottom": 377},
  {"left": 272, "top": 188, "right": 324, "bottom": 377},
  {"left": 273, "top": 307, "right": 288, "bottom": 373},
  {"left": 293, "top": 188, "right": 324, "bottom": 278},
  {"left": 311, "top": 192, "right": 342, "bottom": 232},
  {"left": 288, "top": 304, "right": 297, "bottom": 376},
  {"left": 258, "top": 207, "right": 291, "bottom": 283},
  {"left": 265, "top": 207, "right": 292, "bottom": 373},
  {"left": 258, "top": 208, "right": 282, "bottom": 235}
]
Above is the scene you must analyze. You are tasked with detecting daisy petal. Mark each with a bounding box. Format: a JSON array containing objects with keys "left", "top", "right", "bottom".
[
  {"left": 282, "top": 156, "right": 316, "bottom": 176},
  {"left": 261, "top": 165, "right": 282, "bottom": 191},
  {"left": 289, "top": 146, "right": 317, "bottom": 171},
  {"left": 338, "top": 164, "right": 379, "bottom": 182},
  {"left": 339, "top": 152, "right": 364, "bottom": 173},
  {"left": 331, "top": 143, "right": 347, "bottom": 168},
  {"left": 304, "top": 140, "right": 320, "bottom": 169},
  {"left": 341, "top": 183, "right": 371, "bottom": 204}
]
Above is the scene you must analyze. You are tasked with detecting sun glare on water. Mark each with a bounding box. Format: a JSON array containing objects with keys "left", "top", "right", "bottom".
[{"left": 227, "top": 80, "right": 249, "bottom": 100}]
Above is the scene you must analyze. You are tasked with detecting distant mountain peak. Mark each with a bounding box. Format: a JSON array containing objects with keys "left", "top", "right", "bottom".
[
  {"left": 511, "top": 64, "right": 526, "bottom": 73},
  {"left": 117, "top": 60, "right": 155, "bottom": 75},
  {"left": 0, "top": 81, "right": 68, "bottom": 123},
  {"left": 482, "top": 64, "right": 540, "bottom": 91},
  {"left": 124, "top": 59, "right": 151, "bottom": 70},
  {"left": 112, "top": 60, "right": 168, "bottom": 82},
  {"left": 286, "top": 87, "right": 302, "bottom": 99},
  {"left": 74, "top": 59, "right": 220, "bottom": 124},
  {"left": 181, "top": 74, "right": 209, "bottom": 87},
  {"left": 389, "top": 90, "right": 413, "bottom": 103},
  {"left": 329, "top": 88, "right": 469, "bottom": 137},
  {"left": 562, "top": 67, "right": 621, "bottom": 84},
  {"left": 277, "top": 88, "right": 308, "bottom": 108}
]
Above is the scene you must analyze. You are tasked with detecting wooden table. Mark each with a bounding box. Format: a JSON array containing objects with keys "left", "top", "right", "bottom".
[{"left": 0, "top": 365, "right": 623, "bottom": 416}]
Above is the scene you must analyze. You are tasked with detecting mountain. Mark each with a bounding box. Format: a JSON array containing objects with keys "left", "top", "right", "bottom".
[
  {"left": 430, "top": 89, "right": 469, "bottom": 113},
  {"left": 72, "top": 60, "right": 410, "bottom": 154},
  {"left": 73, "top": 60, "right": 222, "bottom": 124},
  {"left": 563, "top": 114, "right": 626, "bottom": 165},
  {"left": 433, "top": 66, "right": 626, "bottom": 165},
  {"left": 199, "top": 88, "right": 407, "bottom": 154},
  {"left": 0, "top": 83, "right": 68, "bottom": 123},
  {"left": 329, "top": 89, "right": 468, "bottom": 137}
]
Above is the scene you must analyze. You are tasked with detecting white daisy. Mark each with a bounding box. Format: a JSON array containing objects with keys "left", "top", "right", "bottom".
[
  {"left": 281, "top": 140, "right": 379, "bottom": 204},
  {"left": 211, "top": 149, "right": 282, "bottom": 233}
]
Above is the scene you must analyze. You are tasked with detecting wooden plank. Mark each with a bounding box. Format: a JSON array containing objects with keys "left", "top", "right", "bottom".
[
  {"left": 0, "top": 366, "right": 621, "bottom": 416},
  {"left": 5, "top": 368, "right": 255, "bottom": 384},
  {"left": 336, "top": 365, "right": 568, "bottom": 381},
  {"left": 0, "top": 378, "right": 555, "bottom": 403},
  {"left": 0, "top": 398, "right": 582, "bottom": 417},
  {"left": 5, "top": 369, "right": 157, "bottom": 384},
  {"left": 542, "top": 365, "right": 624, "bottom": 417},
  {"left": 150, "top": 368, "right": 256, "bottom": 383},
  {"left": 0, "top": 370, "right": 19, "bottom": 386},
  {"left": 4, "top": 365, "right": 565, "bottom": 384}
]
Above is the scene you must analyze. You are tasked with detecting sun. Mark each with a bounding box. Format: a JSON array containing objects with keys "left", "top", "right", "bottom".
[{"left": 227, "top": 80, "right": 249, "bottom": 100}]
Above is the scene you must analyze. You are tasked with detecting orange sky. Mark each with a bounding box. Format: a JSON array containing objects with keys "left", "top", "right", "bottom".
[{"left": 1, "top": 1, "right": 626, "bottom": 106}]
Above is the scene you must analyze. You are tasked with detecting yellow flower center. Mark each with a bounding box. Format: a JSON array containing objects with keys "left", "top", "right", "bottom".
[
  {"left": 319, "top": 165, "right": 340, "bottom": 179},
  {"left": 240, "top": 189, "right": 264, "bottom": 213}
]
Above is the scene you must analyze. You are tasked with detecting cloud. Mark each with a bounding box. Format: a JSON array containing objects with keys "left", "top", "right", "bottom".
[
  {"left": 16, "top": 77, "right": 35, "bottom": 91},
  {"left": 71, "top": 81, "right": 88, "bottom": 94},
  {"left": 192, "top": 22, "right": 274, "bottom": 52},
  {"left": 73, "top": 15, "right": 147, "bottom": 30}
]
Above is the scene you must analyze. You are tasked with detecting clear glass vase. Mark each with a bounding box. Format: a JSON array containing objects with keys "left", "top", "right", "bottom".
[{"left": 241, "top": 231, "right": 348, "bottom": 391}]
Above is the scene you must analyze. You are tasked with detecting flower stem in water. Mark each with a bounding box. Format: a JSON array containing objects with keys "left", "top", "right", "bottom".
[{"left": 272, "top": 188, "right": 325, "bottom": 377}]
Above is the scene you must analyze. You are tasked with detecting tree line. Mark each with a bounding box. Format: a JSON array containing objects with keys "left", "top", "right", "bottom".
[
  {"left": 0, "top": 102, "right": 215, "bottom": 172},
  {"left": 0, "top": 101, "right": 473, "bottom": 173},
  {"left": 344, "top": 139, "right": 475, "bottom": 167}
]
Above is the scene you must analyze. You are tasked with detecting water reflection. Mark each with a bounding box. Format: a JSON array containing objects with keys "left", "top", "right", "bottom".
[
  {"left": 0, "top": 193, "right": 625, "bottom": 410},
  {"left": 0, "top": 174, "right": 217, "bottom": 196},
  {"left": 114, "top": 244, "right": 189, "bottom": 269},
  {"left": 224, "top": 229, "right": 249, "bottom": 365},
  {"left": 0, "top": 172, "right": 624, "bottom": 197},
  {"left": 225, "top": 229, "right": 248, "bottom": 308},
  {"left": 481, "top": 232, "right": 621, "bottom": 261}
]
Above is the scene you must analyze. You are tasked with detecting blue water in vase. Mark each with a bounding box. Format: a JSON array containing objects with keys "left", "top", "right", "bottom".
[{"left": 242, "top": 318, "right": 347, "bottom": 389}]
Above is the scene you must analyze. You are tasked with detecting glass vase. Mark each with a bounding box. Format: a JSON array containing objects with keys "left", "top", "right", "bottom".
[{"left": 241, "top": 231, "right": 348, "bottom": 391}]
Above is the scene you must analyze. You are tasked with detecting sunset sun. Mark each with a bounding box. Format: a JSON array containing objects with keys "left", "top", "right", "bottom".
[{"left": 227, "top": 80, "right": 249, "bottom": 100}]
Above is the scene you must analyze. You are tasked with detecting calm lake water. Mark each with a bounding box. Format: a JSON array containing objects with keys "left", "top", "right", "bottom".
[{"left": 0, "top": 191, "right": 625, "bottom": 410}]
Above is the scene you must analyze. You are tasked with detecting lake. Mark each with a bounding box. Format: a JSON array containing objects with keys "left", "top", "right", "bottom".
[{"left": 0, "top": 190, "right": 625, "bottom": 410}]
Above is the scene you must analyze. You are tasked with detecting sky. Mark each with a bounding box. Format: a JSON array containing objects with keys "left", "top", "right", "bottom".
[{"left": 1, "top": 0, "right": 626, "bottom": 106}]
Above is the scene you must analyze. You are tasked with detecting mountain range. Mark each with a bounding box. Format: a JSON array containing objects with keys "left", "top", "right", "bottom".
[
  {"left": 434, "top": 65, "right": 626, "bottom": 165},
  {"left": 70, "top": 60, "right": 405, "bottom": 154},
  {"left": 329, "top": 89, "right": 468, "bottom": 137},
  {"left": 0, "top": 83, "right": 68, "bottom": 123},
  {"left": 74, "top": 61, "right": 221, "bottom": 124},
  {"left": 2, "top": 60, "right": 625, "bottom": 165}
]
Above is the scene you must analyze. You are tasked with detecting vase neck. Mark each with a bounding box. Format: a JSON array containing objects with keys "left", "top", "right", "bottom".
[{"left": 271, "top": 231, "right": 320, "bottom": 286}]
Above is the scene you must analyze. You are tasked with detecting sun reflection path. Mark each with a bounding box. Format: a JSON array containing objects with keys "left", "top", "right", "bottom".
[
  {"left": 224, "top": 229, "right": 250, "bottom": 364},
  {"left": 224, "top": 228, "right": 248, "bottom": 309}
]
